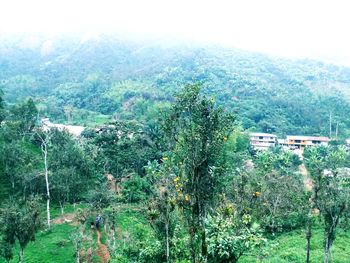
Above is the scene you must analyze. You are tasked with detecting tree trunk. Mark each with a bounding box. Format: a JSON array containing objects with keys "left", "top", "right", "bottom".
[
  {"left": 324, "top": 215, "right": 340, "bottom": 263},
  {"left": 42, "top": 138, "right": 51, "bottom": 230},
  {"left": 165, "top": 221, "right": 170, "bottom": 263},
  {"left": 47, "top": 198, "right": 51, "bottom": 228},
  {"left": 189, "top": 228, "right": 196, "bottom": 263},
  {"left": 324, "top": 237, "right": 330, "bottom": 263},
  {"left": 306, "top": 215, "right": 312, "bottom": 263},
  {"left": 324, "top": 232, "right": 334, "bottom": 263},
  {"left": 201, "top": 206, "right": 207, "bottom": 262},
  {"left": 19, "top": 247, "right": 24, "bottom": 263},
  {"left": 201, "top": 227, "right": 207, "bottom": 263},
  {"left": 111, "top": 225, "right": 116, "bottom": 252},
  {"left": 60, "top": 201, "right": 64, "bottom": 215}
]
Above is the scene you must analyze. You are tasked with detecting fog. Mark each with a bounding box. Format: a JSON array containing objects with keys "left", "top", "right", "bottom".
[{"left": 1, "top": 0, "right": 350, "bottom": 65}]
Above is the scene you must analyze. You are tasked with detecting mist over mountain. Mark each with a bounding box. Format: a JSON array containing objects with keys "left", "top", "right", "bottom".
[{"left": 1, "top": 33, "right": 350, "bottom": 136}]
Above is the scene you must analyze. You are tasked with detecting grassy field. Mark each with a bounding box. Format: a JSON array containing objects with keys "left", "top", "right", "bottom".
[
  {"left": 2, "top": 204, "right": 350, "bottom": 262},
  {"left": 0, "top": 223, "right": 76, "bottom": 263},
  {"left": 0, "top": 204, "right": 155, "bottom": 263}
]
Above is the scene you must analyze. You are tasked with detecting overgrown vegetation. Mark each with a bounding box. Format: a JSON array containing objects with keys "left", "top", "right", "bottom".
[
  {"left": 1, "top": 35, "right": 350, "bottom": 137},
  {"left": 1, "top": 36, "right": 350, "bottom": 262}
]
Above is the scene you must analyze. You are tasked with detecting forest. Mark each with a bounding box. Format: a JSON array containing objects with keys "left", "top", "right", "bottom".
[
  {"left": 1, "top": 34, "right": 350, "bottom": 137},
  {"left": 1, "top": 35, "right": 350, "bottom": 263}
]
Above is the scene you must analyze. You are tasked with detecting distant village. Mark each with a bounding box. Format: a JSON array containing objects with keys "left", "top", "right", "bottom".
[
  {"left": 249, "top": 132, "right": 345, "bottom": 152},
  {"left": 40, "top": 118, "right": 348, "bottom": 154}
]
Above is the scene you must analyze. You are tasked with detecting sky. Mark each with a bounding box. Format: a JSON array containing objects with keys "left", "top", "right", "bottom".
[{"left": 0, "top": 0, "right": 350, "bottom": 65}]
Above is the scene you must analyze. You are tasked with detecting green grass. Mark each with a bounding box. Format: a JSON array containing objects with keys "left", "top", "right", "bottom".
[
  {"left": 0, "top": 204, "right": 88, "bottom": 263},
  {"left": 110, "top": 204, "right": 157, "bottom": 263},
  {"left": 48, "top": 107, "right": 111, "bottom": 127},
  {"left": 0, "top": 224, "right": 76, "bottom": 263},
  {"left": 77, "top": 113, "right": 111, "bottom": 127},
  {"left": 50, "top": 203, "right": 86, "bottom": 219},
  {"left": 3, "top": 203, "right": 350, "bottom": 262},
  {"left": 240, "top": 227, "right": 350, "bottom": 263}
]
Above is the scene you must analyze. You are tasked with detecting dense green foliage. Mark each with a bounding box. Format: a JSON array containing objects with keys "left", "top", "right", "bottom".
[
  {"left": 0, "top": 197, "right": 41, "bottom": 262},
  {"left": 1, "top": 34, "right": 350, "bottom": 262},
  {"left": 1, "top": 34, "right": 350, "bottom": 137}
]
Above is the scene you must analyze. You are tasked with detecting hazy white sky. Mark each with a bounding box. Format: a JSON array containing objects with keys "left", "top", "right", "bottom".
[{"left": 1, "top": 0, "right": 350, "bottom": 65}]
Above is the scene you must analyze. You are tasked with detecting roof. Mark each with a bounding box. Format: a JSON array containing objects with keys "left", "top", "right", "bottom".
[
  {"left": 286, "top": 135, "right": 330, "bottom": 142},
  {"left": 41, "top": 118, "right": 85, "bottom": 136},
  {"left": 250, "top": 132, "right": 277, "bottom": 137}
]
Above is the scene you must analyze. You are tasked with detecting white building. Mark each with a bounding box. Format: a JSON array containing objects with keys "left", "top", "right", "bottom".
[
  {"left": 41, "top": 118, "right": 85, "bottom": 136},
  {"left": 284, "top": 135, "right": 330, "bottom": 149},
  {"left": 250, "top": 132, "right": 277, "bottom": 150}
]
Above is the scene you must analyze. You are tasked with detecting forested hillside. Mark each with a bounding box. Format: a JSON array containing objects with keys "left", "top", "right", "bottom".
[
  {"left": 1, "top": 34, "right": 350, "bottom": 137},
  {"left": 2, "top": 33, "right": 350, "bottom": 263}
]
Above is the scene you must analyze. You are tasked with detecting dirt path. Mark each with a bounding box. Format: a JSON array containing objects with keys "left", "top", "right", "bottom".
[
  {"left": 96, "top": 229, "right": 110, "bottom": 263},
  {"left": 106, "top": 173, "right": 120, "bottom": 194},
  {"left": 300, "top": 163, "right": 313, "bottom": 191},
  {"left": 52, "top": 212, "right": 76, "bottom": 225}
]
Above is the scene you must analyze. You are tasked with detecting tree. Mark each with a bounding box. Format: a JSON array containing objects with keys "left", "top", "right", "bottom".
[
  {"left": 0, "top": 197, "right": 41, "bottom": 263},
  {"left": 164, "top": 84, "right": 235, "bottom": 262},
  {"left": 92, "top": 120, "right": 159, "bottom": 179},
  {"left": 0, "top": 141, "right": 32, "bottom": 191},
  {"left": 146, "top": 160, "right": 177, "bottom": 263},
  {"left": 229, "top": 149, "right": 306, "bottom": 234},
  {"left": 49, "top": 129, "right": 92, "bottom": 213},
  {"left": 70, "top": 226, "right": 92, "bottom": 263},
  {"left": 51, "top": 167, "right": 77, "bottom": 214},
  {"left": 36, "top": 131, "right": 52, "bottom": 230},
  {"left": 86, "top": 181, "right": 114, "bottom": 211},
  {"left": 255, "top": 170, "right": 306, "bottom": 233},
  {"left": 304, "top": 146, "right": 350, "bottom": 263},
  {"left": 9, "top": 98, "right": 38, "bottom": 137}
]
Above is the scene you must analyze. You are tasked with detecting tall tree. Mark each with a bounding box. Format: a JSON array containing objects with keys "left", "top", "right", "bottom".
[
  {"left": 146, "top": 160, "right": 177, "bottom": 263},
  {"left": 49, "top": 129, "right": 91, "bottom": 213},
  {"left": 36, "top": 131, "right": 52, "bottom": 230},
  {"left": 165, "top": 84, "right": 235, "bottom": 262}
]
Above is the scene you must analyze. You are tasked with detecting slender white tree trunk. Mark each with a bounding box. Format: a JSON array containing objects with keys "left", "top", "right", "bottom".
[
  {"left": 19, "top": 247, "right": 24, "bottom": 263},
  {"left": 41, "top": 137, "right": 51, "bottom": 230},
  {"left": 76, "top": 249, "right": 80, "bottom": 263}
]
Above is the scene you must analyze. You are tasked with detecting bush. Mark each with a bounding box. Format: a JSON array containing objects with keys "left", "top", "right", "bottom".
[{"left": 121, "top": 174, "right": 150, "bottom": 203}]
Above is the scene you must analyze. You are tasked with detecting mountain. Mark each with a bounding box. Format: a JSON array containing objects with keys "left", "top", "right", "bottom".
[{"left": 1, "top": 33, "right": 350, "bottom": 137}]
